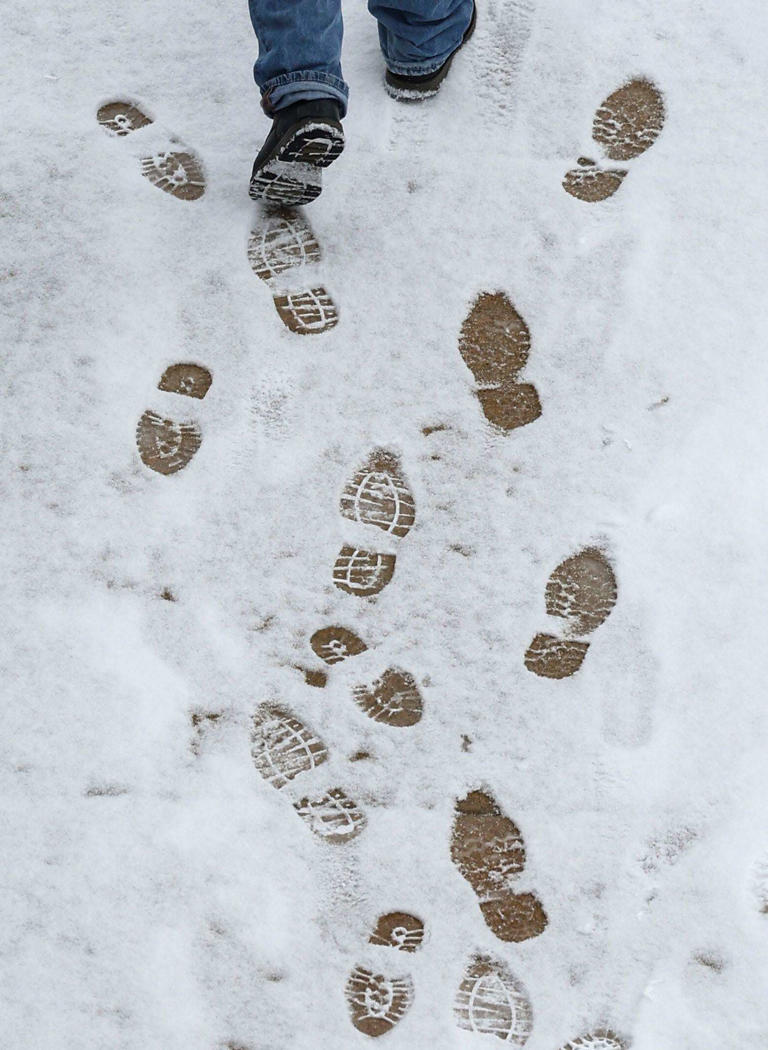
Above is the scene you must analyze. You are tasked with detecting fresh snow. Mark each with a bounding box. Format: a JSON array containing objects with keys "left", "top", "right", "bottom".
[{"left": 3, "top": 0, "right": 768, "bottom": 1047}]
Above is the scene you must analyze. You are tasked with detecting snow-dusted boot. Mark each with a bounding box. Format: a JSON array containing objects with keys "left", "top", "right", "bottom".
[
  {"left": 249, "top": 99, "right": 344, "bottom": 206},
  {"left": 385, "top": 2, "right": 477, "bottom": 101}
]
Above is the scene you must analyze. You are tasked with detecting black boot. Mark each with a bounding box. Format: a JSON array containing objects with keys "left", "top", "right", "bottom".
[
  {"left": 249, "top": 99, "right": 345, "bottom": 206},
  {"left": 385, "top": 3, "right": 477, "bottom": 101}
]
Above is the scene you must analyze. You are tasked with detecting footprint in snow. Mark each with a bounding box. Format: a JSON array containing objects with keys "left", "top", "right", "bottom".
[
  {"left": 250, "top": 704, "right": 366, "bottom": 844},
  {"left": 563, "top": 79, "right": 665, "bottom": 202},
  {"left": 455, "top": 952, "right": 534, "bottom": 1044},
  {"left": 135, "top": 363, "right": 211, "bottom": 475},
  {"left": 458, "top": 292, "right": 542, "bottom": 431},
  {"left": 97, "top": 99, "right": 205, "bottom": 200},
  {"left": 451, "top": 788, "right": 548, "bottom": 943},
  {"left": 247, "top": 207, "right": 338, "bottom": 335},
  {"left": 524, "top": 547, "right": 618, "bottom": 679},
  {"left": 345, "top": 912, "right": 423, "bottom": 1036},
  {"left": 332, "top": 448, "right": 416, "bottom": 598},
  {"left": 558, "top": 1031, "right": 630, "bottom": 1050}
]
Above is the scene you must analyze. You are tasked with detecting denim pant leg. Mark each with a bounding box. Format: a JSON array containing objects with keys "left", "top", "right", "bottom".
[
  {"left": 367, "top": 0, "right": 474, "bottom": 75},
  {"left": 248, "top": 0, "right": 349, "bottom": 115}
]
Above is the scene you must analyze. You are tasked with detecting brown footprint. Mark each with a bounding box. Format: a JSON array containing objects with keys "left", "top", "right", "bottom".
[
  {"left": 455, "top": 953, "right": 534, "bottom": 1045},
  {"left": 333, "top": 449, "right": 415, "bottom": 598},
  {"left": 250, "top": 705, "right": 366, "bottom": 843},
  {"left": 345, "top": 913, "right": 422, "bottom": 1036},
  {"left": 524, "top": 547, "right": 617, "bottom": 679},
  {"left": 135, "top": 363, "right": 211, "bottom": 475},
  {"left": 353, "top": 668, "right": 424, "bottom": 727},
  {"left": 563, "top": 79, "right": 665, "bottom": 202},
  {"left": 247, "top": 208, "right": 338, "bottom": 335},
  {"left": 451, "top": 790, "right": 548, "bottom": 942},
  {"left": 459, "top": 292, "right": 542, "bottom": 431},
  {"left": 559, "top": 1031, "right": 629, "bottom": 1050},
  {"left": 97, "top": 100, "right": 205, "bottom": 201}
]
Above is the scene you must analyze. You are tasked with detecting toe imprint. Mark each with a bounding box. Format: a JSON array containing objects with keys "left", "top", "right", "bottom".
[
  {"left": 333, "top": 547, "right": 396, "bottom": 597},
  {"left": 247, "top": 208, "right": 322, "bottom": 282},
  {"left": 97, "top": 100, "right": 153, "bottom": 136},
  {"left": 455, "top": 953, "right": 533, "bottom": 1045},
  {"left": 250, "top": 705, "right": 327, "bottom": 788},
  {"left": 545, "top": 548, "right": 617, "bottom": 635},
  {"left": 593, "top": 79, "right": 665, "bottom": 161},
  {"left": 353, "top": 668, "right": 423, "bottom": 727},
  {"left": 136, "top": 411, "right": 201, "bottom": 475},
  {"left": 340, "top": 449, "right": 416, "bottom": 537},
  {"left": 345, "top": 967, "right": 414, "bottom": 1037},
  {"left": 451, "top": 790, "right": 526, "bottom": 896},
  {"left": 459, "top": 293, "right": 531, "bottom": 384},
  {"left": 294, "top": 788, "right": 367, "bottom": 843},
  {"left": 158, "top": 363, "right": 212, "bottom": 399},
  {"left": 310, "top": 626, "right": 368, "bottom": 665},
  {"left": 369, "top": 912, "right": 424, "bottom": 952}
]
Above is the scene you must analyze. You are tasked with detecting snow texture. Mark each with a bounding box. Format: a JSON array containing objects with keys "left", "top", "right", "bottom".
[{"left": 3, "top": 0, "right": 768, "bottom": 1047}]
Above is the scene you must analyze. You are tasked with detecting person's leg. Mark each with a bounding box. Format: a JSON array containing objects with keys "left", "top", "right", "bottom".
[
  {"left": 248, "top": 0, "right": 347, "bottom": 204},
  {"left": 368, "top": 0, "right": 474, "bottom": 78},
  {"left": 249, "top": 0, "right": 348, "bottom": 115}
]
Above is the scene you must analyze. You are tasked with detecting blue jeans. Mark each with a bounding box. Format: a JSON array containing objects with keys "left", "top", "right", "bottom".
[{"left": 249, "top": 0, "right": 474, "bottom": 117}]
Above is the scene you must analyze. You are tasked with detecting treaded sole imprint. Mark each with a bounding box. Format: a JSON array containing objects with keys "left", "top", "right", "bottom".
[
  {"left": 310, "top": 626, "right": 368, "bottom": 665},
  {"left": 140, "top": 151, "right": 205, "bottom": 200},
  {"left": 455, "top": 953, "right": 533, "bottom": 1045},
  {"left": 136, "top": 411, "right": 202, "bottom": 475},
  {"left": 247, "top": 208, "right": 322, "bottom": 282},
  {"left": 333, "top": 547, "right": 396, "bottom": 597},
  {"left": 459, "top": 293, "right": 541, "bottom": 430},
  {"left": 340, "top": 449, "right": 416, "bottom": 537},
  {"left": 250, "top": 704, "right": 327, "bottom": 788},
  {"left": 353, "top": 668, "right": 423, "bottom": 727},
  {"left": 96, "top": 99, "right": 153, "bottom": 136},
  {"left": 158, "top": 363, "right": 212, "bottom": 399},
  {"left": 345, "top": 967, "right": 414, "bottom": 1037},
  {"left": 369, "top": 912, "right": 425, "bottom": 952},
  {"left": 294, "top": 788, "right": 367, "bottom": 843},
  {"left": 273, "top": 288, "right": 338, "bottom": 335}
]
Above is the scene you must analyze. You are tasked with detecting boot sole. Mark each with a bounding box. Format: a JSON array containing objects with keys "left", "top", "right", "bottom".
[{"left": 250, "top": 120, "right": 345, "bottom": 206}]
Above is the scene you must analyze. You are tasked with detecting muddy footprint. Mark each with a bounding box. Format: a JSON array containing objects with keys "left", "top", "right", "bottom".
[
  {"left": 136, "top": 363, "right": 211, "bottom": 475},
  {"left": 333, "top": 448, "right": 416, "bottom": 598},
  {"left": 248, "top": 207, "right": 338, "bottom": 335},
  {"left": 345, "top": 912, "right": 422, "bottom": 1036},
  {"left": 309, "top": 627, "right": 423, "bottom": 728},
  {"left": 459, "top": 293, "right": 542, "bottom": 431},
  {"left": 97, "top": 99, "right": 205, "bottom": 200},
  {"left": 524, "top": 547, "right": 617, "bottom": 679},
  {"left": 455, "top": 952, "right": 534, "bottom": 1044},
  {"left": 563, "top": 79, "right": 664, "bottom": 202},
  {"left": 250, "top": 704, "right": 366, "bottom": 843},
  {"left": 451, "top": 790, "right": 548, "bottom": 942}
]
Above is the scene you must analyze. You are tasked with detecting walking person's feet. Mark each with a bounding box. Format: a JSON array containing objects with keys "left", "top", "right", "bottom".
[
  {"left": 385, "top": 1, "right": 477, "bottom": 100},
  {"left": 249, "top": 99, "right": 345, "bottom": 206}
]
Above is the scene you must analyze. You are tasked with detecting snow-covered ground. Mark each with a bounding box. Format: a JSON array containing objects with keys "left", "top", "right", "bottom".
[{"left": 3, "top": 0, "right": 768, "bottom": 1046}]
